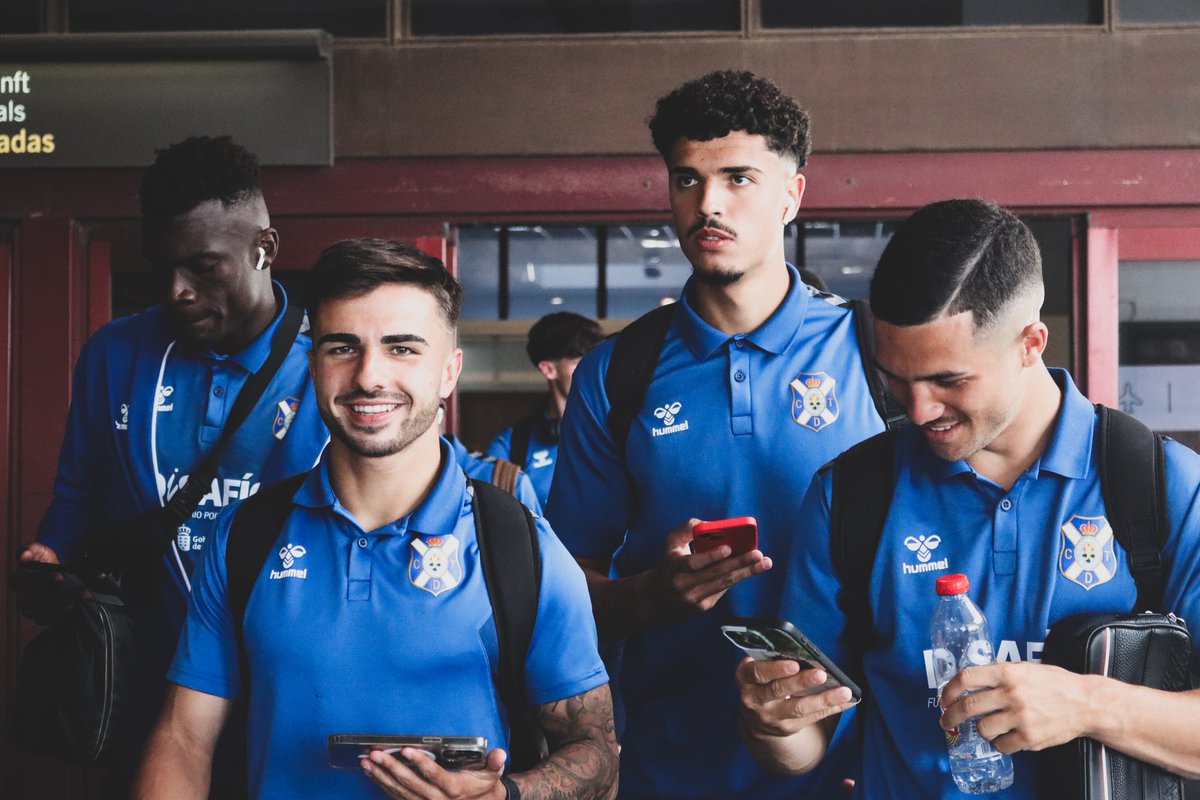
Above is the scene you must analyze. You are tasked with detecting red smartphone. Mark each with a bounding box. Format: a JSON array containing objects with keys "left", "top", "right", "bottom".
[{"left": 691, "top": 516, "right": 758, "bottom": 556}]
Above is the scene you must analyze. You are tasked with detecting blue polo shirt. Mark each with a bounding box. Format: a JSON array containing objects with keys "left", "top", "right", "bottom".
[
  {"left": 782, "top": 370, "right": 1200, "bottom": 799},
  {"left": 486, "top": 410, "right": 558, "bottom": 508},
  {"left": 170, "top": 440, "right": 608, "bottom": 799},
  {"left": 447, "top": 434, "right": 543, "bottom": 514},
  {"left": 37, "top": 283, "right": 328, "bottom": 772},
  {"left": 546, "top": 264, "right": 886, "bottom": 800}
]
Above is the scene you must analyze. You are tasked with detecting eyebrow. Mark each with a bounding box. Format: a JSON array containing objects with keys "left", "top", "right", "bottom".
[
  {"left": 668, "top": 165, "right": 763, "bottom": 176},
  {"left": 315, "top": 332, "right": 430, "bottom": 347},
  {"left": 873, "top": 360, "right": 968, "bottom": 384}
]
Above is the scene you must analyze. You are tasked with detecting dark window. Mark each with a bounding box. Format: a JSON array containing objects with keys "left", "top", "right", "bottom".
[
  {"left": 68, "top": 0, "right": 386, "bottom": 37},
  {"left": 762, "top": 0, "right": 1101, "bottom": 29},
  {"left": 1118, "top": 0, "right": 1200, "bottom": 23},
  {"left": 0, "top": 0, "right": 41, "bottom": 33},
  {"left": 412, "top": 0, "right": 739, "bottom": 36}
]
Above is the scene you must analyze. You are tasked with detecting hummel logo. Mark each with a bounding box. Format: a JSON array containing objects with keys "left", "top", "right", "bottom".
[
  {"left": 271, "top": 543, "right": 309, "bottom": 580},
  {"left": 904, "top": 534, "right": 942, "bottom": 563},
  {"left": 155, "top": 385, "right": 175, "bottom": 412},
  {"left": 651, "top": 401, "right": 689, "bottom": 438},
  {"left": 654, "top": 402, "right": 682, "bottom": 426}
]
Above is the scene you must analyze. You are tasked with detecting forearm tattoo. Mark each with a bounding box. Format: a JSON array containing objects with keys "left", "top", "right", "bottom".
[{"left": 517, "top": 684, "right": 619, "bottom": 800}]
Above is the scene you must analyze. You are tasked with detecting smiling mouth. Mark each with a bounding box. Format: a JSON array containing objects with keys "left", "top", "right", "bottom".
[{"left": 350, "top": 403, "right": 399, "bottom": 414}]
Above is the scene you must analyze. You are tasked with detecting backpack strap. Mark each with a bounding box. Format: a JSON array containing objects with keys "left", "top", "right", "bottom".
[
  {"left": 226, "top": 472, "right": 308, "bottom": 683},
  {"left": 509, "top": 415, "right": 537, "bottom": 469},
  {"left": 604, "top": 303, "right": 676, "bottom": 454},
  {"left": 1095, "top": 405, "right": 1169, "bottom": 613},
  {"left": 830, "top": 429, "right": 899, "bottom": 684},
  {"left": 849, "top": 300, "right": 908, "bottom": 431},
  {"left": 470, "top": 478, "right": 546, "bottom": 771},
  {"left": 490, "top": 458, "right": 522, "bottom": 497}
]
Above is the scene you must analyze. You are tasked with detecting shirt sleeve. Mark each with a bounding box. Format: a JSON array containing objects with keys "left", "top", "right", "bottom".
[
  {"left": 485, "top": 428, "right": 514, "bottom": 461},
  {"left": 167, "top": 506, "right": 243, "bottom": 699},
  {"left": 37, "top": 332, "right": 111, "bottom": 565},
  {"left": 1160, "top": 439, "right": 1200, "bottom": 662},
  {"left": 779, "top": 469, "right": 853, "bottom": 672},
  {"left": 523, "top": 516, "right": 608, "bottom": 705},
  {"left": 544, "top": 340, "right": 634, "bottom": 563},
  {"left": 514, "top": 472, "right": 545, "bottom": 516}
]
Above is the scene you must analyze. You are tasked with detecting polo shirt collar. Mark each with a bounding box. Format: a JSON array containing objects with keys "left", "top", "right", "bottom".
[
  {"left": 294, "top": 437, "right": 468, "bottom": 537},
  {"left": 208, "top": 281, "right": 290, "bottom": 374},
  {"left": 918, "top": 367, "right": 1091, "bottom": 483},
  {"left": 675, "top": 262, "right": 809, "bottom": 360}
]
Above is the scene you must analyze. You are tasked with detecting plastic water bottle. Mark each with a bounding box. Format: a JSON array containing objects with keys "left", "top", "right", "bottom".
[{"left": 930, "top": 573, "right": 1015, "bottom": 794}]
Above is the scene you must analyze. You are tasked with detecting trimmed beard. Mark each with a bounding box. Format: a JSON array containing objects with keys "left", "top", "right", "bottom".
[{"left": 320, "top": 393, "right": 440, "bottom": 458}]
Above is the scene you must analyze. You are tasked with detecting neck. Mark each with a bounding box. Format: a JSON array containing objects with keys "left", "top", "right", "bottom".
[
  {"left": 688, "top": 258, "right": 790, "bottom": 335},
  {"left": 968, "top": 365, "right": 1063, "bottom": 490},
  {"left": 547, "top": 388, "right": 567, "bottom": 420},
  {"left": 326, "top": 428, "right": 443, "bottom": 532}
]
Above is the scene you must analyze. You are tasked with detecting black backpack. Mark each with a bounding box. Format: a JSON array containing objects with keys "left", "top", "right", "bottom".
[
  {"left": 604, "top": 298, "right": 907, "bottom": 456},
  {"left": 224, "top": 473, "right": 548, "bottom": 772}
]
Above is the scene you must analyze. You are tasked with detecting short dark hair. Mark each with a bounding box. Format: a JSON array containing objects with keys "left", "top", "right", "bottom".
[
  {"left": 648, "top": 70, "right": 811, "bottom": 168},
  {"left": 526, "top": 312, "right": 604, "bottom": 365},
  {"left": 308, "top": 238, "right": 463, "bottom": 328},
  {"left": 139, "top": 135, "right": 262, "bottom": 232},
  {"left": 869, "top": 199, "right": 1042, "bottom": 331}
]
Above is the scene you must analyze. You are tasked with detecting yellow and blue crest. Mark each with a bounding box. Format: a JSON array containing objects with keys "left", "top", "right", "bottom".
[
  {"left": 1058, "top": 515, "right": 1118, "bottom": 591},
  {"left": 409, "top": 533, "right": 463, "bottom": 597},
  {"left": 272, "top": 396, "right": 300, "bottom": 441},
  {"left": 789, "top": 372, "right": 840, "bottom": 431}
]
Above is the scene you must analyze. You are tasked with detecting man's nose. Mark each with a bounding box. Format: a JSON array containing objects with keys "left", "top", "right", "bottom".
[{"left": 906, "top": 383, "right": 945, "bottom": 426}]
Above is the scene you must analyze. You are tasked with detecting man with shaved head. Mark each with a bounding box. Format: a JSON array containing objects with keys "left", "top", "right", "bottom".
[{"left": 20, "top": 135, "right": 327, "bottom": 798}]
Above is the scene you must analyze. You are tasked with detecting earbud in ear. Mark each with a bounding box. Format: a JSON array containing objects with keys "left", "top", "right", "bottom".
[{"left": 254, "top": 246, "right": 267, "bottom": 271}]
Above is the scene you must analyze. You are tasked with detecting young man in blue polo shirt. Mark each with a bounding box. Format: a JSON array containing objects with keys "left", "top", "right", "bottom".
[
  {"left": 546, "top": 71, "right": 887, "bottom": 799},
  {"left": 738, "top": 199, "right": 1200, "bottom": 798},
  {"left": 135, "top": 239, "right": 617, "bottom": 800},
  {"left": 20, "top": 135, "right": 328, "bottom": 798},
  {"left": 486, "top": 311, "right": 604, "bottom": 508}
]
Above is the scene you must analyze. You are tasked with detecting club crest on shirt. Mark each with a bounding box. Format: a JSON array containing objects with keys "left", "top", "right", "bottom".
[
  {"left": 273, "top": 396, "right": 300, "bottom": 440},
  {"left": 409, "top": 534, "right": 463, "bottom": 597},
  {"left": 1059, "top": 515, "right": 1118, "bottom": 590},
  {"left": 789, "top": 372, "right": 839, "bottom": 431}
]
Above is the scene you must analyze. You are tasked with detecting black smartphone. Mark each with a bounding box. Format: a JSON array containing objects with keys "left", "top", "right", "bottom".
[
  {"left": 721, "top": 617, "right": 863, "bottom": 701},
  {"left": 327, "top": 734, "right": 488, "bottom": 770}
]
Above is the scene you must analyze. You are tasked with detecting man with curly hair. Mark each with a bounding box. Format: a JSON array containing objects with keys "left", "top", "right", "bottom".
[
  {"left": 20, "top": 135, "right": 328, "bottom": 798},
  {"left": 547, "top": 71, "right": 889, "bottom": 799}
]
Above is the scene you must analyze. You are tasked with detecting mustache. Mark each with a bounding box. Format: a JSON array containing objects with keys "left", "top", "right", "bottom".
[{"left": 686, "top": 217, "right": 737, "bottom": 239}]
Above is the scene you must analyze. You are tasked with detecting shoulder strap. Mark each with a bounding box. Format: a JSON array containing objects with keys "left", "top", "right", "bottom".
[
  {"left": 604, "top": 303, "right": 676, "bottom": 454},
  {"left": 490, "top": 458, "right": 522, "bottom": 497},
  {"left": 226, "top": 472, "right": 308, "bottom": 669},
  {"left": 1095, "top": 405, "right": 1169, "bottom": 613},
  {"left": 508, "top": 415, "right": 537, "bottom": 469},
  {"left": 850, "top": 300, "right": 908, "bottom": 430},
  {"left": 162, "top": 299, "right": 305, "bottom": 526},
  {"left": 830, "top": 428, "right": 899, "bottom": 683},
  {"left": 469, "top": 478, "right": 546, "bottom": 771}
]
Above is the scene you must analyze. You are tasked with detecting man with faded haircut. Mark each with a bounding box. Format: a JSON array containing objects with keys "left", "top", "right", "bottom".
[
  {"left": 548, "top": 70, "right": 890, "bottom": 798},
  {"left": 20, "top": 135, "right": 326, "bottom": 798},
  {"left": 137, "top": 239, "right": 616, "bottom": 800},
  {"left": 738, "top": 199, "right": 1200, "bottom": 798}
]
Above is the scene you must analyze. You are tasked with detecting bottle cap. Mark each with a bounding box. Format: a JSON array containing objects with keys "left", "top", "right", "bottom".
[{"left": 935, "top": 573, "right": 969, "bottom": 595}]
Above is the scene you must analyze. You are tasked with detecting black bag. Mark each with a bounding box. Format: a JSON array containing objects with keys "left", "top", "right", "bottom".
[
  {"left": 11, "top": 565, "right": 137, "bottom": 765},
  {"left": 1036, "top": 612, "right": 1193, "bottom": 800}
]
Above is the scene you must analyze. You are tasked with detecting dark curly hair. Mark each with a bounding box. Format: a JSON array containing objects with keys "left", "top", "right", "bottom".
[
  {"left": 526, "top": 312, "right": 604, "bottom": 365},
  {"left": 139, "top": 135, "right": 262, "bottom": 232},
  {"left": 308, "top": 238, "right": 463, "bottom": 328},
  {"left": 870, "top": 199, "right": 1042, "bottom": 332},
  {"left": 648, "top": 70, "right": 811, "bottom": 168}
]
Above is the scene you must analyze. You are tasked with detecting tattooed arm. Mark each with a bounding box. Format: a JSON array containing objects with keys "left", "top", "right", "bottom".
[
  {"left": 363, "top": 683, "right": 618, "bottom": 800},
  {"left": 517, "top": 683, "right": 618, "bottom": 800}
]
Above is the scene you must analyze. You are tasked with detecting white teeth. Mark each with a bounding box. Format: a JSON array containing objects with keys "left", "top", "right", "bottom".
[{"left": 351, "top": 404, "right": 397, "bottom": 414}]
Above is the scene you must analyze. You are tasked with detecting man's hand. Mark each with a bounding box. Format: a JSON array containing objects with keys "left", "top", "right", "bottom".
[
  {"left": 639, "top": 518, "right": 771, "bottom": 623},
  {"left": 19, "top": 542, "right": 61, "bottom": 564},
  {"left": 736, "top": 657, "right": 855, "bottom": 775},
  {"left": 939, "top": 661, "right": 1096, "bottom": 754},
  {"left": 363, "top": 747, "right": 507, "bottom": 800}
]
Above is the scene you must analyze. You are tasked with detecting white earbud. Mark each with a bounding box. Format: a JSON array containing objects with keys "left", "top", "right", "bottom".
[{"left": 254, "top": 246, "right": 267, "bottom": 271}]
